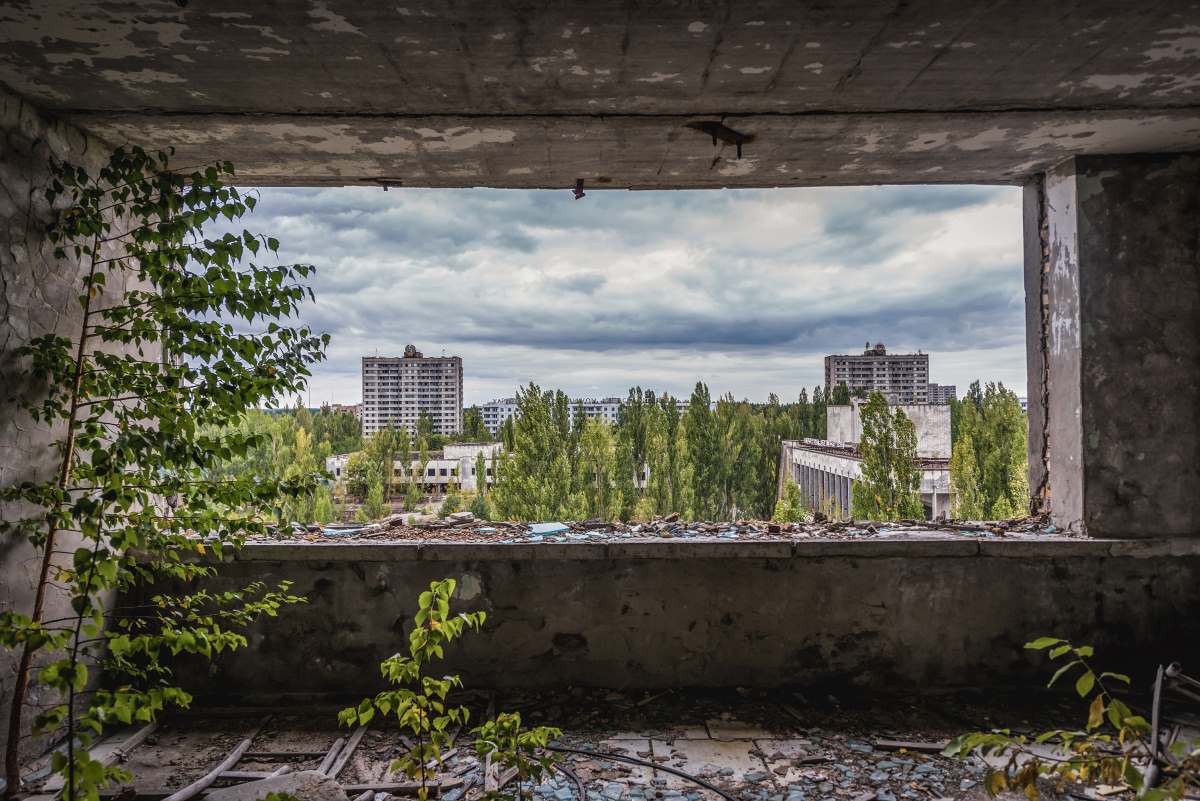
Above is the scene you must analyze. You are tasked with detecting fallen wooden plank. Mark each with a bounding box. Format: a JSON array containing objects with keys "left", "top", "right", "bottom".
[
  {"left": 316, "top": 737, "right": 345, "bottom": 775},
  {"left": 215, "top": 771, "right": 273, "bottom": 781},
  {"left": 325, "top": 725, "right": 367, "bottom": 778},
  {"left": 43, "top": 720, "right": 161, "bottom": 792},
  {"left": 161, "top": 737, "right": 253, "bottom": 801},
  {"left": 874, "top": 739, "right": 950, "bottom": 753}
]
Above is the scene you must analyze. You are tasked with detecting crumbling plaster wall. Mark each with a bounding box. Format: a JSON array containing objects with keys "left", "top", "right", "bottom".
[
  {"left": 143, "top": 541, "right": 1200, "bottom": 698},
  {"left": 0, "top": 88, "right": 121, "bottom": 763},
  {"left": 1039, "top": 154, "right": 1200, "bottom": 538}
]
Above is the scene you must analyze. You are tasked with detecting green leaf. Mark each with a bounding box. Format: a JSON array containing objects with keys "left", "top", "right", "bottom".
[
  {"left": 1087, "top": 694, "right": 1105, "bottom": 730},
  {"left": 1075, "top": 670, "right": 1095, "bottom": 698},
  {"left": 1025, "top": 637, "right": 1064, "bottom": 650},
  {"left": 1046, "top": 660, "right": 1080, "bottom": 688}
]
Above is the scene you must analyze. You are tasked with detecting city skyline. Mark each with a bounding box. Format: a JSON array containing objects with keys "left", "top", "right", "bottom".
[{"left": 216, "top": 184, "right": 1027, "bottom": 407}]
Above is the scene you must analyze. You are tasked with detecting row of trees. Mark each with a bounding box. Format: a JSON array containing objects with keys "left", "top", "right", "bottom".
[
  {"left": 487, "top": 382, "right": 842, "bottom": 522},
  {"left": 949, "top": 381, "right": 1030, "bottom": 519},
  {"left": 207, "top": 406, "right": 362, "bottom": 524}
]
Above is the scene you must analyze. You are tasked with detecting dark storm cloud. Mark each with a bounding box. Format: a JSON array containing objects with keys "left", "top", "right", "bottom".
[{"left": 216, "top": 184, "right": 1026, "bottom": 404}]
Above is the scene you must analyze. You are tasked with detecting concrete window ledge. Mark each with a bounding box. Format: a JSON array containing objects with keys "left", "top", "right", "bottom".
[
  {"left": 137, "top": 535, "right": 1199, "bottom": 693},
  {"left": 227, "top": 536, "right": 1200, "bottom": 562}
]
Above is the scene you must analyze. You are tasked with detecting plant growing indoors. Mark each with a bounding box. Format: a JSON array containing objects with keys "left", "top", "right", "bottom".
[
  {"left": 1, "top": 147, "right": 326, "bottom": 799},
  {"left": 340, "top": 577, "right": 560, "bottom": 801}
]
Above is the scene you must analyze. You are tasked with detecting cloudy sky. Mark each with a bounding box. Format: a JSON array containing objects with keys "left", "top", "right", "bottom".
[{"left": 232, "top": 184, "right": 1027, "bottom": 406}]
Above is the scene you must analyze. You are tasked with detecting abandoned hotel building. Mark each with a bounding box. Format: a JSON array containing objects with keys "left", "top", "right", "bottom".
[
  {"left": 780, "top": 400, "right": 953, "bottom": 520},
  {"left": 3, "top": 1, "right": 1200, "bottom": 795}
]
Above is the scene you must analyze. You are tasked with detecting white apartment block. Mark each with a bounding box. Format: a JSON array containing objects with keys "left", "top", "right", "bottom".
[
  {"left": 825, "top": 342, "right": 930, "bottom": 404},
  {"left": 361, "top": 345, "right": 463, "bottom": 437},
  {"left": 478, "top": 395, "right": 690, "bottom": 436},
  {"left": 326, "top": 442, "right": 502, "bottom": 493}
]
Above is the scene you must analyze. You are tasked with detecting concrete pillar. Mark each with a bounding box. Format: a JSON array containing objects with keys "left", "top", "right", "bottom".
[{"left": 1027, "top": 154, "right": 1200, "bottom": 538}]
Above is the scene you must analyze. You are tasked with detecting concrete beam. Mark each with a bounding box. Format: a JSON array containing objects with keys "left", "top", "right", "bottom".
[
  {"left": 1, "top": 1, "right": 1198, "bottom": 186},
  {"left": 71, "top": 110, "right": 1200, "bottom": 187}
]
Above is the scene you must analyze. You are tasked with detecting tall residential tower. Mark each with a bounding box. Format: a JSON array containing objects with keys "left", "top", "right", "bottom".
[
  {"left": 361, "top": 345, "right": 463, "bottom": 437},
  {"left": 824, "top": 342, "right": 930, "bottom": 404}
]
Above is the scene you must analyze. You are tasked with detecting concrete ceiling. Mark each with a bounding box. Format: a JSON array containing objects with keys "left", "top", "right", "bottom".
[{"left": 2, "top": 0, "right": 1200, "bottom": 187}]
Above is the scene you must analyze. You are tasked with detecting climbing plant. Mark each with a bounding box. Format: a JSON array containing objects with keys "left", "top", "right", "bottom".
[
  {"left": 946, "top": 637, "right": 1199, "bottom": 800},
  {"left": 0, "top": 147, "right": 325, "bottom": 798}
]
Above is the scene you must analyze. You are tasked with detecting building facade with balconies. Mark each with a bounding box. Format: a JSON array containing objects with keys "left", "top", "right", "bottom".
[{"left": 361, "top": 345, "right": 463, "bottom": 437}]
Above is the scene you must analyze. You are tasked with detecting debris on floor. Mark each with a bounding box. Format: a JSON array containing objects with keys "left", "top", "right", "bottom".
[
  {"left": 25, "top": 687, "right": 1151, "bottom": 801},
  {"left": 257, "top": 513, "right": 1067, "bottom": 545}
]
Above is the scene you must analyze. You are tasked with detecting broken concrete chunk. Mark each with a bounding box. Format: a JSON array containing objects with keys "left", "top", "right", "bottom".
[{"left": 204, "top": 770, "right": 349, "bottom": 801}]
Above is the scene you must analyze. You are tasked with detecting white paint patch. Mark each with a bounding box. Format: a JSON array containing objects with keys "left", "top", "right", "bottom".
[
  {"left": 99, "top": 69, "right": 188, "bottom": 94},
  {"left": 635, "top": 72, "right": 680, "bottom": 83},
  {"left": 887, "top": 41, "right": 922, "bottom": 48},
  {"left": 851, "top": 132, "right": 884, "bottom": 154},
  {"left": 952, "top": 42, "right": 977, "bottom": 49},
  {"left": 241, "top": 46, "right": 291, "bottom": 61},
  {"left": 411, "top": 126, "right": 517, "bottom": 151},
  {"left": 717, "top": 157, "right": 759, "bottom": 176},
  {"left": 688, "top": 21, "right": 709, "bottom": 33},
  {"left": 457, "top": 573, "right": 483, "bottom": 601},
  {"left": 1144, "top": 30, "right": 1200, "bottom": 61},
  {"left": 805, "top": 41, "right": 821, "bottom": 48},
  {"left": 227, "top": 23, "right": 292, "bottom": 45},
  {"left": 803, "top": 62, "right": 823, "bottom": 74},
  {"left": 745, "top": 20, "right": 765, "bottom": 26},
  {"left": 562, "top": 26, "right": 573, "bottom": 38},
  {"left": 904, "top": 131, "right": 951, "bottom": 152},
  {"left": 569, "top": 65, "right": 590, "bottom": 76},
  {"left": 952, "top": 126, "right": 1011, "bottom": 151},
  {"left": 740, "top": 66, "right": 772, "bottom": 74},
  {"left": 507, "top": 166, "right": 534, "bottom": 175},
  {"left": 492, "top": 32, "right": 508, "bottom": 40},
  {"left": 308, "top": 1, "right": 365, "bottom": 36}
]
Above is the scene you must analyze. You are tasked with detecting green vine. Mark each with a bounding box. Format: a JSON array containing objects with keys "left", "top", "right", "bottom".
[{"left": 1, "top": 147, "right": 325, "bottom": 799}]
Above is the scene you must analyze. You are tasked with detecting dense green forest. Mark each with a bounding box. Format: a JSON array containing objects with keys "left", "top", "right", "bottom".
[{"left": 487, "top": 382, "right": 836, "bottom": 522}]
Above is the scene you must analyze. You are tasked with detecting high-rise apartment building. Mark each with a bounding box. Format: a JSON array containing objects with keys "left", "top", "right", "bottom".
[
  {"left": 361, "top": 345, "right": 463, "bottom": 437},
  {"left": 927, "top": 383, "right": 957, "bottom": 404},
  {"left": 824, "top": 342, "right": 930, "bottom": 404}
]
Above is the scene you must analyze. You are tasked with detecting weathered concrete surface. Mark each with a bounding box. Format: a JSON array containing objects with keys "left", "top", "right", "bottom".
[
  {"left": 827, "top": 402, "right": 950, "bottom": 458},
  {"left": 0, "top": 2, "right": 1198, "bottom": 186},
  {"left": 1038, "top": 154, "right": 1200, "bottom": 538},
  {"left": 0, "top": 87, "right": 121, "bottom": 763},
  {"left": 136, "top": 539, "right": 1200, "bottom": 696}
]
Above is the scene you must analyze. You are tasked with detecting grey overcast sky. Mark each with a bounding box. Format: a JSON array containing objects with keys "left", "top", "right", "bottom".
[{"left": 233, "top": 185, "right": 1027, "bottom": 407}]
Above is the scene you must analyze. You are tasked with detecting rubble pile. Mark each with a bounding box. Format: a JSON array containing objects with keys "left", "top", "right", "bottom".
[{"left": 260, "top": 512, "right": 1065, "bottom": 545}]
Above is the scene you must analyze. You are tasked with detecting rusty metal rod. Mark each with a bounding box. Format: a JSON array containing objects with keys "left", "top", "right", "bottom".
[{"left": 546, "top": 745, "right": 738, "bottom": 801}]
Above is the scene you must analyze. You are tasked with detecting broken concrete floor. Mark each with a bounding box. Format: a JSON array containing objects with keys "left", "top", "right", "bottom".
[{"left": 26, "top": 688, "right": 1163, "bottom": 801}]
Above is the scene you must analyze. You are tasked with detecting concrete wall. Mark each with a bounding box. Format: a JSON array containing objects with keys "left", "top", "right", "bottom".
[
  {"left": 827, "top": 402, "right": 951, "bottom": 458},
  {"left": 0, "top": 89, "right": 120, "bottom": 762},
  {"left": 140, "top": 539, "right": 1200, "bottom": 699},
  {"left": 1038, "top": 154, "right": 1200, "bottom": 537}
]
